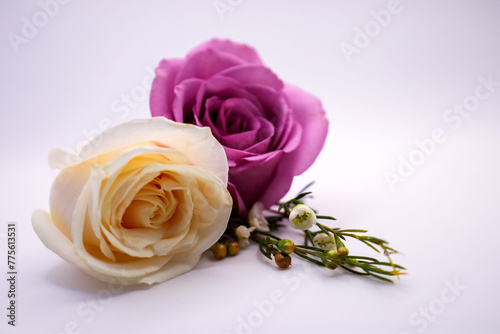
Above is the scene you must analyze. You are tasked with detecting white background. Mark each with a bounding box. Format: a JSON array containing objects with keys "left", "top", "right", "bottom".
[{"left": 1, "top": 0, "right": 500, "bottom": 333}]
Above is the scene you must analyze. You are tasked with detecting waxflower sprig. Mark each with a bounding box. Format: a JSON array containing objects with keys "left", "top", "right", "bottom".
[
  {"left": 211, "top": 188, "right": 406, "bottom": 283},
  {"left": 270, "top": 192, "right": 405, "bottom": 283}
]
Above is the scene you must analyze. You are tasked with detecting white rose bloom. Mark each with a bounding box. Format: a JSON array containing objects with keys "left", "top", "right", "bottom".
[
  {"left": 248, "top": 202, "right": 270, "bottom": 232},
  {"left": 289, "top": 204, "right": 317, "bottom": 230},
  {"left": 32, "top": 118, "right": 233, "bottom": 285}
]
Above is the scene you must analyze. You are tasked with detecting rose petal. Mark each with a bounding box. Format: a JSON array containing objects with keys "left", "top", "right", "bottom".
[
  {"left": 49, "top": 159, "right": 94, "bottom": 240},
  {"left": 282, "top": 84, "right": 329, "bottom": 174},
  {"left": 229, "top": 151, "right": 284, "bottom": 210},
  {"left": 187, "top": 38, "right": 264, "bottom": 66},
  {"left": 218, "top": 64, "right": 283, "bottom": 90},
  {"left": 48, "top": 118, "right": 229, "bottom": 186},
  {"left": 176, "top": 47, "right": 245, "bottom": 82},
  {"left": 33, "top": 209, "right": 201, "bottom": 285},
  {"left": 150, "top": 58, "right": 185, "bottom": 118},
  {"left": 32, "top": 209, "right": 93, "bottom": 272},
  {"left": 171, "top": 78, "right": 204, "bottom": 123},
  {"left": 244, "top": 84, "right": 292, "bottom": 150},
  {"left": 227, "top": 182, "right": 247, "bottom": 220}
]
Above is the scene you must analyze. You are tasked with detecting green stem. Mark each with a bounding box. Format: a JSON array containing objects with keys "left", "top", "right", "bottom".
[
  {"left": 293, "top": 250, "right": 325, "bottom": 266},
  {"left": 295, "top": 244, "right": 326, "bottom": 252},
  {"left": 253, "top": 230, "right": 281, "bottom": 240},
  {"left": 317, "top": 215, "right": 337, "bottom": 220}
]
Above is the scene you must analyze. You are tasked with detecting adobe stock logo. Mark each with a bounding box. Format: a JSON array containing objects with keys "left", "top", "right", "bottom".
[
  {"left": 384, "top": 74, "right": 499, "bottom": 192},
  {"left": 339, "top": 0, "right": 403, "bottom": 63},
  {"left": 399, "top": 278, "right": 467, "bottom": 334},
  {"left": 7, "top": 0, "right": 72, "bottom": 54},
  {"left": 224, "top": 262, "right": 317, "bottom": 334},
  {"left": 213, "top": 0, "right": 244, "bottom": 21}
]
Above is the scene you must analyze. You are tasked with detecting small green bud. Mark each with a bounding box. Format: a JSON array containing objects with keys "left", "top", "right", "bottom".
[
  {"left": 325, "top": 262, "right": 338, "bottom": 270},
  {"left": 225, "top": 241, "right": 240, "bottom": 256},
  {"left": 210, "top": 243, "right": 227, "bottom": 259},
  {"left": 327, "top": 250, "right": 340, "bottom": 259},
  {"left": 274, "top": 252, "right": 292, "bottom": 269},
  {"left": 277, "top": 239, "right": 295, "bottom": 254},
  {"left": 337, "top": 247, "right": 349, "bottom": 259}
]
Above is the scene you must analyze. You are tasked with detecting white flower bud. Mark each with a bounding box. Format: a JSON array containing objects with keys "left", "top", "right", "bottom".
[
  {"left": 248, "top": 202, "right": 270, "bottom": 232},
  {"left": 289, "top": 204, "right": 316, "bottom": 230},
  {"left": 235, "top": 225, "right": 255, "bottom": 248},
  {"left": 312, "top": 233, "right": 335, "bottom": 250}
]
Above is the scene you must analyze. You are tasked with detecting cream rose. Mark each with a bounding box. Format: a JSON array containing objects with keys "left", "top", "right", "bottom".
[{"left": 32, "top": 117, "right": 232, "bottom": 285}]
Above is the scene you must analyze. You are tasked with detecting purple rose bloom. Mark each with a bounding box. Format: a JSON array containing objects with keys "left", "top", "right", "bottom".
[{"left": 150, "top": 39, "right": 328, "bottom": 216}]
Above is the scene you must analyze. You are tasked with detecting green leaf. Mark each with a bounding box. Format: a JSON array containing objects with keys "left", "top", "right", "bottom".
[
  {"left": 357, "top": 263, "right": 396, "bottom": 276},
  {"left": 317, "top": 215, "right": 337, "bottom": 221},
  {"left": 316, "top": 223, "right": 332, "bottom": 236},
  {"left": 348, "top": 256, "right": 379, "bottom": 262},
  {"left": 367, "top": 273, "right": 394, "bottom": 283},
  {"left": 253, "top": 230, "right": 281, "bottom": 240},
  {"left": 335, "top": 235, "right": 345, "bottom": 248},
  {"left": 383, "top": 245, "right": 399, "bottom": 254},
  {"left": 295, "top": 244, "right": 325, "bottom": 252},
  {"left": 295, "top": 191, "right": 313, "bottom": 201},
  {"left": 297, "top": 181, "right": 315, "bottom": 195},
  {"left": 360, "top": 239, "right": 380, "bottom": 253},
  {"left": 259, "top": 242, "right": 272, "bottom": 260},
  {"left": 293, "top": 250, "right": 325, "bottom": 266},
  {"left": 339, "top": 264, "right": 370, "bottom": 276},
  {"left": 363, "top": 236, "right": 388, "bottom": 244},
  {"left": 304, "top": 230, "right": 315, "bottom": 246},
  {"left": 358, "top": 261, "right": 406, "bottom": 270}
]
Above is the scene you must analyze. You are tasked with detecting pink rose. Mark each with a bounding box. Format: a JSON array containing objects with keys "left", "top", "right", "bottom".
[{"left": 150, "top": 39, "right": 328, "bottom": 215}]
